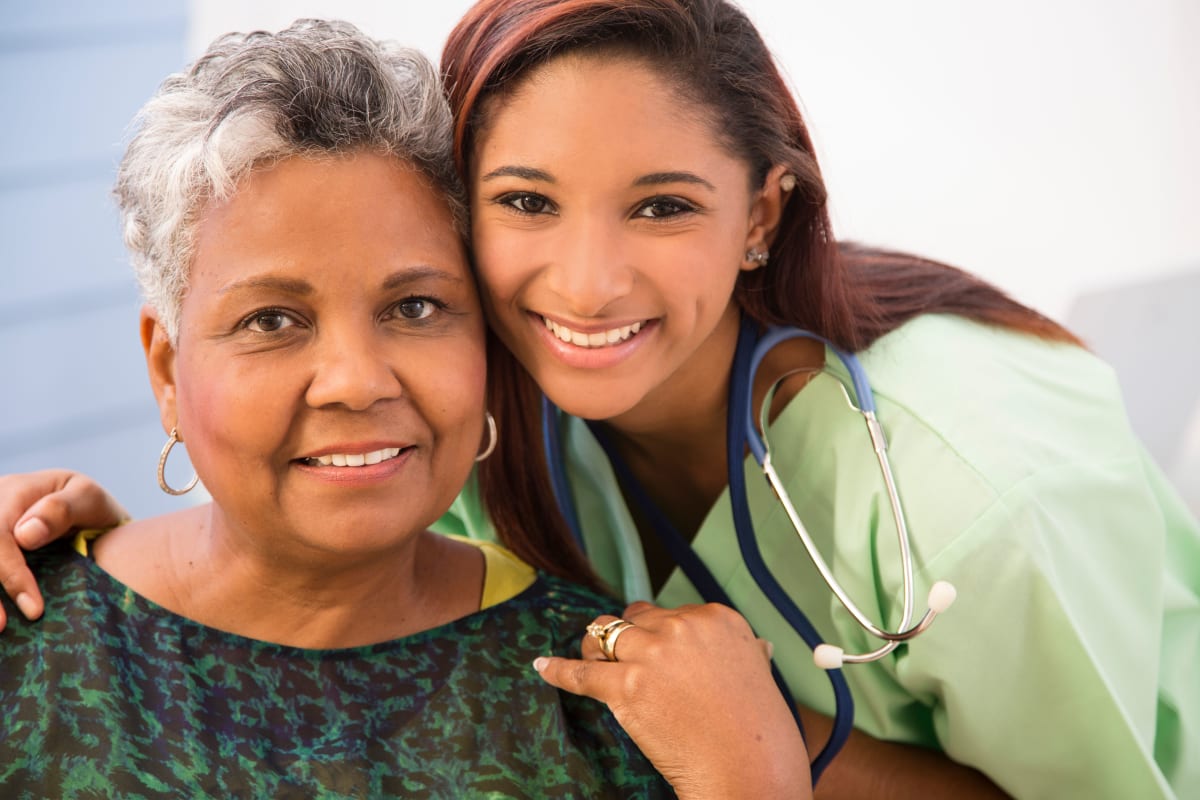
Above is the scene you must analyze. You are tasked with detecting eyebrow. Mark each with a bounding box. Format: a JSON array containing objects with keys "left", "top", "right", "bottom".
[
  {"left": 218, "top": 276, "right": 312, "bottom": 296},
  {"left": 381, "top": 265, "right": 467, "bottom": 290},
  {"left": 218, "top": 266, "right": 465, "bottom": 296},
  {"left": 480, "top": 165, "right": 554, "bottom": 183},
  {"left": 633, "top": 171, "right": 716, "bottom": 191},
  {"left": 480, "top": 164, "right": 716, "bottom": 192}
]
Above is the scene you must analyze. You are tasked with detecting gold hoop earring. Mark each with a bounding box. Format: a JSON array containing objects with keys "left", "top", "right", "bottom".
[
  {"left": 475, "top": 412, "right": 498, "bottom": 462},
  {"left": 157, "top": 427, "right": 199, "bottom": 496}
]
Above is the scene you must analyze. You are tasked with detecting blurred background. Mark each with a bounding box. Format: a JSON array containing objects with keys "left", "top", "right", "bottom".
[{"left": 2, "top": 0, "right": 1198, "bottom": 518}]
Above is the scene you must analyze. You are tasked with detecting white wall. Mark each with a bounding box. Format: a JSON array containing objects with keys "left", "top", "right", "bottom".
[{"left": 190, "top": 0, "right": 1200, "bottom": 321}]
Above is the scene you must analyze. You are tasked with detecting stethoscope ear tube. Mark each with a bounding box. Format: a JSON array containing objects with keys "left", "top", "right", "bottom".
[{"left": 745, "top": 324, "right": 956, "bottom": 669}]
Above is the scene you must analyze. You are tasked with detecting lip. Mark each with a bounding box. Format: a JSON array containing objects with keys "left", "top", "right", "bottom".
[
  {"left": 292, "top": 441, "right": 415, "bottom": 486},
  {"left": 528, "top": 311, "right": 656, "bottom": 369}
]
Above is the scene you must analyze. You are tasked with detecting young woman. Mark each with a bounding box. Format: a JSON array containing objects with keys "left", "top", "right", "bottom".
[{"left": 3, "top": 1, "right": 1197, "bottom": 797}]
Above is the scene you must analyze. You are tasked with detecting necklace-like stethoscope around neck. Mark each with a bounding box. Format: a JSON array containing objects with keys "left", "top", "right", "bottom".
[
  {"left": 742, "top": 323, "right": 958, "bottom": 669},
  {"left": 541, "top": 314, "right": 957, "bottom": 780}
]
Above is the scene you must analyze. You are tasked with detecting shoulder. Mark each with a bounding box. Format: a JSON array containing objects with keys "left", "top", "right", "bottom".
[
  {"left": 0, "top": 540, "right": 93, "bottom": 665},
  {"left": 8, "top": 540, "right": 90, "bottom": 617},
  {"left": 857, "top": 313, "right": 1120, "bottom": 420},
  {"left": 768, "top": 313, "right": 1162, "bottom": 583},
  {"left": 493, "top": 573, "right": 622, "bottom": 656},
  {"left": 840, "top": 314, "right": 1141, "bottom": 490},
  {"left": 514, "top": 572, "right": 622, "bottom": 622}
]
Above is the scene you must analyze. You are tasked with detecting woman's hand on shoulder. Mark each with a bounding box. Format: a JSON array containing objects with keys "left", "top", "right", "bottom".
[
  {"left": 0, "top": 469, "right": 127, "bottom": 631},
  {"left": 535, "top": 600, "right": 812, "bottom": 800}
]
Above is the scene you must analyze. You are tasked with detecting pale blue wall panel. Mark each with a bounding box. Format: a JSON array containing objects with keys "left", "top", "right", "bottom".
[
  {"left": 0, "top": 177, "right": 129, "bottom": 308},
  {"left": 0, "top": 38, "right": 185, "bottom": 181},
  {"left": 0, "top": 302, "right": 151, "bottom": 445},
  {"left": 0, "top": 1, "right": 184, "bottom": 38},
  {"left": 0, "top": 0, "right": 188, "bottom": 519}
]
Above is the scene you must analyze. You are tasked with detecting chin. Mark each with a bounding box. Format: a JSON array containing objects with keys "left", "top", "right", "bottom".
[
  {"left": 287, "top": 509, "right": 422, "bottom": 554},
  {"left": 541, "top": 383, "right": 645, "bottom": 422}
]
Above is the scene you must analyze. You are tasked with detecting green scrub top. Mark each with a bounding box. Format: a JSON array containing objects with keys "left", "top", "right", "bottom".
[{"left": 436, "top": 314, "right": 1200, "bottom": 799}]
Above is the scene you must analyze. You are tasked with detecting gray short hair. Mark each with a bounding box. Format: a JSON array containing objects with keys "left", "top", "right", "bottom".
[{"left": 115, "top": 19, "right": 464, "bottom": 341}]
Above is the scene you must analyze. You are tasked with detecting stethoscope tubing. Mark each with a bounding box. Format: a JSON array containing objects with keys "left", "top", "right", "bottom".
[
  {"left": 726, "top": 317, "right": 856, "bottom": 779},
  {"left": 744, "top": 324, "right": 953, "bottom": 665}
]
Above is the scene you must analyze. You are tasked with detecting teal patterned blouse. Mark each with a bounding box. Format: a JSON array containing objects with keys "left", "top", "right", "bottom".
[{"left": 0, "top": 540, "right": 674, "bottom": 799}]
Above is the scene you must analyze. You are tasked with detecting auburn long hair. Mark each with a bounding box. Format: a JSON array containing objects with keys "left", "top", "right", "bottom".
[{"left": 442, "top": 0, "right": 1080, "bottom": 589}]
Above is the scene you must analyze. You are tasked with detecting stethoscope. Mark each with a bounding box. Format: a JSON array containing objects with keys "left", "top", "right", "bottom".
[{"left": 541, "top": 315, "right": 956, "bottom": 782}]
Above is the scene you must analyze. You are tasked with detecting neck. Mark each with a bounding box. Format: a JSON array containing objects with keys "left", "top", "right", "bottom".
[
  {"left": 600, "top": 306, "right": 742, "bottom": 538},
  {"left": 597, "top": 311, "right": 826, "bottom": 541},
  {"left": 94, "top": 505, "right": 483, "bottom": 649}
]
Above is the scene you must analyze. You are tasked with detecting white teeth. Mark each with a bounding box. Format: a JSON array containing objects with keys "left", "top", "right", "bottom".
[
  {"left": 310, "top": 447, "right": 402, "bottom": 468},
  {"left": 544, "top": 317, "right": 647, "bottom": 349}
]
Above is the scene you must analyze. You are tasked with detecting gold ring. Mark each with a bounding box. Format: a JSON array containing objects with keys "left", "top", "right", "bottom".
[{"left": 586, "top": 618, "right": 636, "bottom": 662}]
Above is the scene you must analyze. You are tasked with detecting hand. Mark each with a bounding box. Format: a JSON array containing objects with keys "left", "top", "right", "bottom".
[
  {"left": 0, "top": 469, "right": 128, "bottom": 631},
  {"left": 534, "top": 601, "right": 811, "bottom": 800}
]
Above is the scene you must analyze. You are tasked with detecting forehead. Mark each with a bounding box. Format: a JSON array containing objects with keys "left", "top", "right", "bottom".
[
  {"left": 474, "top": 53, "right": 746, "bottom": 180},
  {"left": 193, "top": 153, "right": 469, "bottom": 283}
]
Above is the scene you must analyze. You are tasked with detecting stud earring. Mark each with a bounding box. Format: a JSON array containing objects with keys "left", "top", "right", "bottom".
[
  {"left": 745, "top": 248, "right": 770, "bottom": 267},
  {"left": 780, "top": 173, "right": 797, "bottom": 192}
]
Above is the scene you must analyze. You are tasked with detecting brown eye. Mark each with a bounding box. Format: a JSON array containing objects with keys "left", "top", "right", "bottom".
[
  {"left": 245, "top": 310, "right": 295, "bottom": 332},
  {"left": 499, "top": 192, "right": 553, "bottom": 215},
  {"left": 635, "top": 198, "right": 694, "bottom": 219},
  {"left": 396, "top": 298, "right": 435, "bottom": 320}
]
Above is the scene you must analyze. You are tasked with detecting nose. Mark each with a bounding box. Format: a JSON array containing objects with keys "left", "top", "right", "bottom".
[
  {"left": 304, "top": 323, "right": 404, "bottom": 411},
  {"left": 543, "top": 216, "right": 634, "bottom": 317}
]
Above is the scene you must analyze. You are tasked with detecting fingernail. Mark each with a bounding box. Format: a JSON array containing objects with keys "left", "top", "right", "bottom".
[
  {"left": 16, "top": 593, "right": 39, "bottom": 620},
  {"left": 14, "top": 517, "right": 49, "bottom": 547},
  {"left": 532, "top": 657, "right": 549, "bottom": 672},
  {"left": 765, "top": 640, "right": 775, "bottom": 659}
]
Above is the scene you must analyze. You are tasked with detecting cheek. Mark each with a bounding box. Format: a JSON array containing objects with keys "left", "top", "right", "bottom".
[
  {"left": 453, "top": 339, "right": 489, "bottom": 416},
  {"left": 411, "top": 339, "right": 488, "bottom": 503},
  {"left": 470, "top": 225, "right": 526, "bottom": 303},
  {"left": 411, "top": 333, "right": 489, "bottom": 421},
  {"left": 173, "top": 354, "right": 282, "bottom": 481}
]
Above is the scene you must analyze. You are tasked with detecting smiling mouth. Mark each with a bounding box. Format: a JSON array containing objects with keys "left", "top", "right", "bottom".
[
  {"left": 301, "top": 447, "right": 408, "bottom": 467},
  {"left": 542, "top": 316, "right": 646, "bottom": 348}
]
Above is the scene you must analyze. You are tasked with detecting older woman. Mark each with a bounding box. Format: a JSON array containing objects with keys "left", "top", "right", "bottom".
[{"left": 0, "top": 21, "right": 702, "bottom": 798}]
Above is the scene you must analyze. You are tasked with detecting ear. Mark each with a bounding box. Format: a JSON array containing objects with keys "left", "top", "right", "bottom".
[
  {"left": 141, "top": 305, "right": 179, "bottom": 435},
  {"left": 741, "top": 164, "right": 795, "bottom": 273}
]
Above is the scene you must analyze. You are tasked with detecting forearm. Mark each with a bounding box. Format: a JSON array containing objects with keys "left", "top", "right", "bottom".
[{"left": 799, "top": 707, "right": 1009, "bottom": 799}]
